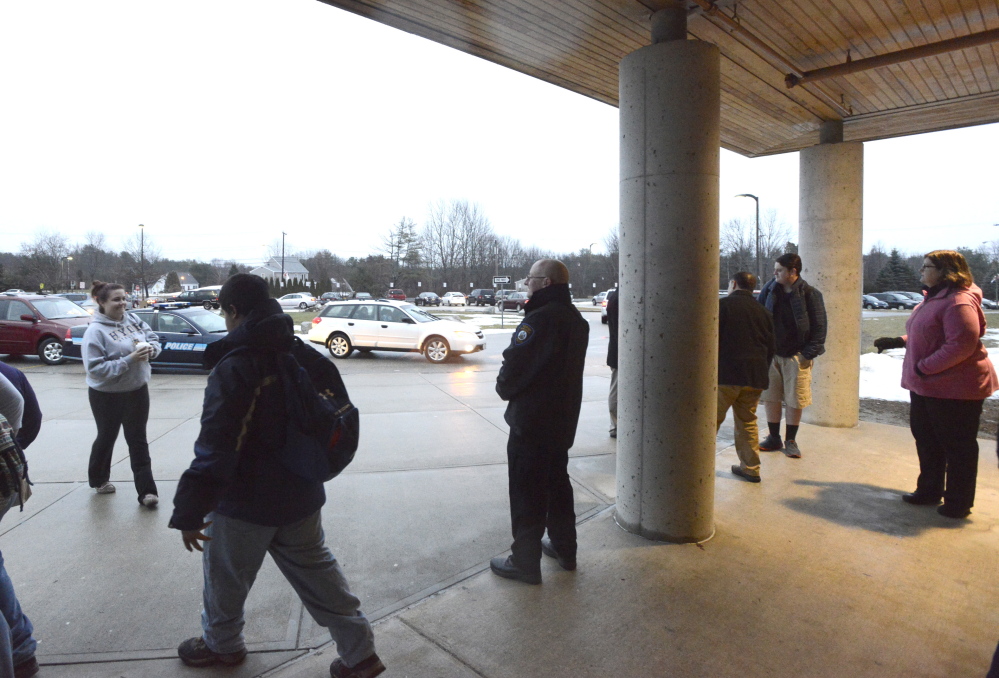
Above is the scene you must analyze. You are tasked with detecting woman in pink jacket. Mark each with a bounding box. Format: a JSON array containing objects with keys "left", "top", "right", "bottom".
[{"left": 875, "top": 250, "right": 997, "bottom": 519}]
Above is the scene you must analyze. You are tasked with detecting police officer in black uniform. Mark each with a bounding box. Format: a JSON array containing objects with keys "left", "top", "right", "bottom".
[{"left": 491, "top": 259, "right": 589, "bottom": 585}]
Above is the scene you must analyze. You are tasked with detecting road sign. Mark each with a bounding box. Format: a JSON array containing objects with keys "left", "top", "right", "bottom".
[{"left": 493, "top": 276, "right": 511, "bottom": 285}]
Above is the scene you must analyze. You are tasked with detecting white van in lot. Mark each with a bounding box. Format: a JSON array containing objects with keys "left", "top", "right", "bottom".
[{"left": 307, "top": 299, "right": 485, "bottom": 363}]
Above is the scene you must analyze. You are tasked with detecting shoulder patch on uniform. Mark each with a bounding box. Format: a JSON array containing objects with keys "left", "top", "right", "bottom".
[{"left": 513, "top": 323, "right": 535, "bottom": 346}]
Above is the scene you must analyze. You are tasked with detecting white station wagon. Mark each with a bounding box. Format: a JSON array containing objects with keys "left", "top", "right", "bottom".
[{"left": 307, "top": 299, "right": 485, "bottom": 363}]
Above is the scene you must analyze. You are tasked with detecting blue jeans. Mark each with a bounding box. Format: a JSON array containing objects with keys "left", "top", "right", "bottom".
[
  {"left": 0, "top": 493, "right": 36, "bottom": 675},
  {"left": 200, "top": 511, "right": 375, "bottom": 666}
]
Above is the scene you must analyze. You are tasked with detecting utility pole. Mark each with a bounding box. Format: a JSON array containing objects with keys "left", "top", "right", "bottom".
[
  {"left": 139, "top": 224, "right": 145, "bottom": 300},
  {"left": 281, "top": 231, "right": 287, "bottom": 290}
]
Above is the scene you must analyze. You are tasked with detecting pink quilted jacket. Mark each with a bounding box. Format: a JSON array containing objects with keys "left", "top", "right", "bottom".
[{"left": 901, "top": 283, "right": 998, "bottom": 400}]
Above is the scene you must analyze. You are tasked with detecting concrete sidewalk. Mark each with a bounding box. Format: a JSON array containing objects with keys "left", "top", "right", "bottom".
[{"left": 3, "top": 348, "right": 998, "bottom": 677}]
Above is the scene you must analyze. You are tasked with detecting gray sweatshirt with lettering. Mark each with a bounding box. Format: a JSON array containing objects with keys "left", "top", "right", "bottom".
[{"left": 82, "top": 312, "right": 161, "bottom": 393}]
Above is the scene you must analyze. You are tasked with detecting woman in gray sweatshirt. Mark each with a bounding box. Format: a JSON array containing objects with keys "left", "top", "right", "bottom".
[{"left": 82, "top": 281, "right": 161, "bottom": 507}]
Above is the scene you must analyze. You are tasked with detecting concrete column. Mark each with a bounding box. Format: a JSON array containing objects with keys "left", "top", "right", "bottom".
[
  {"left": 616, "top": 5, "right": 720, "bottom": 543},
  {"left": 799, "top": 122, "right": 863, "bottom": 427}
]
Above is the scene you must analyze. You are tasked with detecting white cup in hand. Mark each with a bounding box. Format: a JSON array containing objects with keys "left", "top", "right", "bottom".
[{"left": 135, "top": 341, "right": 152, "bottom": 360}]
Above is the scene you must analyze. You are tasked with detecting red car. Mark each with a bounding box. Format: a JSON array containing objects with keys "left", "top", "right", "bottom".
[
  {"left": 0, "top": 294, "right": 92, "bottom": 364},
  {"left": 385, "top": 289, "right": 407, "bottom": 301}
]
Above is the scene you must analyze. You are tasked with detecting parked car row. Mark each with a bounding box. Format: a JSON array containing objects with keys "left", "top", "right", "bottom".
[
  {"left": 870, "top": 292, "right": 923, "bottom": 310},
  {"left": 862, "top": 294, "right": 890, "bottom": 309}
]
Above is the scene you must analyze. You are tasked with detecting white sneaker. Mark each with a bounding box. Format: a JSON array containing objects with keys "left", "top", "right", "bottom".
[
  {"left": 96, "top": 482, "right": 116, "bottom": 494},
  {"left": 141, "top": 494, "right": 159, "bottom": 508}
]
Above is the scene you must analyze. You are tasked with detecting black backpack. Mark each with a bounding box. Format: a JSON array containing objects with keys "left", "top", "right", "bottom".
[
  {"left": 235, "top": 338, "right": 360, "bottom": 483},
  {"left": 275, "top": 346, "right": 360, "bottom": 482}
]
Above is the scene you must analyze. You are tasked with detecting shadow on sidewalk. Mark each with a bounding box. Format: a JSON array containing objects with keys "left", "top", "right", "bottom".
[{"left": 782, "top": 479, "right": 963, "bottom": 537}]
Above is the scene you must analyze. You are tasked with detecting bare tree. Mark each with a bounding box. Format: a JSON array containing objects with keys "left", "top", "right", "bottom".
[
  {"left": 121, "top": 233, "right": 162, "bottom": 295},
  {"left": 207, "top": 258, "right": 232, "bottom": 285},
  {"left": 18, "top": 231, "right": 71, "bottom": 290},
  {"left": 421, "top": 199, "right": 463, "bottom": 284},
  {"left": 603, "top": 226, "right": 620, "bottom": 280},
  {"left": 721, "top": 209, "right": 791, "bottom": 279},
  {"left": 76, "top": 231, "right": 115, "bottom": 284}
]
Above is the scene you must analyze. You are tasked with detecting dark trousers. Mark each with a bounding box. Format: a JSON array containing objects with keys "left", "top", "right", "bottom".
[
  {"left": 988, "top": 640, "right": 999, "bottom": 678},
  {"left": 88, "top": 385, "right": 157, "bottom": 501},
  {"left": 507, "top": 433, "right": 576, "bottom": 573},
  {"left": 909, "top": 392, "right": 984, "bottom": 510}
]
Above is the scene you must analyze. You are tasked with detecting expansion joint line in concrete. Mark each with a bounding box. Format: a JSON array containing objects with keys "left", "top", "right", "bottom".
[
  {"left": 105, "top": 415, "right": 195, "bottom": 474},
  {"left": 396, "top": 616, "right": 491, "bottom": 678}
]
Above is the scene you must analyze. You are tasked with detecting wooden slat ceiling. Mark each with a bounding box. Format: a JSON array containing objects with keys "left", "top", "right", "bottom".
[{"left": 316, "top": 0, "right": 999, "bottom": 157}]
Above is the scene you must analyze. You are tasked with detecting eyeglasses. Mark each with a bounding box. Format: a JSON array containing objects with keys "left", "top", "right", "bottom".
[
  {"left": 919, "top": 265, "right": 937, "bottom": 271},
  {"left": 525, "top": 275, "right": 547, "bottom": 282}
]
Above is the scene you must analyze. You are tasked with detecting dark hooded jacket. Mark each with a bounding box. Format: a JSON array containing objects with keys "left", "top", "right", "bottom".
[
  {"left": 496, "top": 284, "right": 589, "bottom": 449},
  {"left": 170, "top": 299, "right": 343, "bottom": 530},
  {"left": 757, "top": 276, "right": 827, "bottom": 360},
  {"left": 719, "top": 290, "right": 776, "bottom": 389}
]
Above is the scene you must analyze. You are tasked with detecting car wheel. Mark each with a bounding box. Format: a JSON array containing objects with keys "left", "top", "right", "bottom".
[
  {"left": 424, "top": 336, "right": 450, "bottom": 363},
  {"left": 38, "top": 337, "right": 65, "bottom": 365},
  {"left": 327, "top": 333, "right": 353, "bottom": 359},
  {"left": 516, "top": 303, "right": 523, "bottom": 312},
  {"left": 203, "top": 300, "right": 213, "bottom": 310},
  {"left": 299, "top": 302, "right": 308, "bottom": 309},
  {"left": 601, "top": 316, "right": 608, "bottom": 324}
]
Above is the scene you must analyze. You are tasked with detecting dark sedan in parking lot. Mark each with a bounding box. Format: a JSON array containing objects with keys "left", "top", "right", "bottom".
[
  {"left": 498, "top": 291, "right": 530, "bottom": 312},
  {"left": 64, "top": 307, "right": 228, "bottom": 371},
  {"left": 869, "top": 292, "right": 918, "bottom": 310},
  {"left": 862, "top": 294, "right": 889, "bottom": 309}
]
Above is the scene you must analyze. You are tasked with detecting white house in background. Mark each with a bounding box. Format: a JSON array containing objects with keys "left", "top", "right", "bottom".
[
  {"left": 148, "top": 272, "right": 200, "bottom": 295},
  {"left": 250, "top": 257, "right": 312, "bottom": 284}
]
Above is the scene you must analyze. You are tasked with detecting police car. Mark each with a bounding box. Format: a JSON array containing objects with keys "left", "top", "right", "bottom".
[{"left": 63, "top": 307, "right": 228, "bottom": 371}]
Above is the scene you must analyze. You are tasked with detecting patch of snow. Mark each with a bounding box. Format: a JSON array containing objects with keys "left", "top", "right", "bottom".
[
  {"left": 859, "top": 348, "right": 999, "bottom": 401},
  {"left": 859, "top": 350, "right": 908, "bottom": 402}
]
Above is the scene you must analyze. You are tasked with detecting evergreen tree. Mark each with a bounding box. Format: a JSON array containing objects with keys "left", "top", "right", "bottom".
[
  {"left": 874, "top": 249, "right": 920, "bottom": 292},
  {"left": 164, "top": 271, "right": 181, "bottom": 293}
]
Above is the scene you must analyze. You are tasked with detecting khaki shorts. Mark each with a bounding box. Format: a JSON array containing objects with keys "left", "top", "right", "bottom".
[{"left": 759, "top": 354, "right": 812, "bottom": 409}]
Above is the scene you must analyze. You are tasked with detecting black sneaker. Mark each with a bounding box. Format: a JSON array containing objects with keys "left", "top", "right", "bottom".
[
  {"left": 490, "top": 556, "right": 541, "bottom": 584},
  {"left": 759, "top": 434, "right": 783, "bottom": 451},
  {"left": 13, "top": 656, "right": 39, "bottom": 678},
  {"left": 902, "top": 492, "right": 941, "bottom": 505},
  {"left": 330, "top": 653, "right": 386, "bottom": 678},
  {"left": 177, "top": 637, "right": 247, "bottom": 667},
  {"left": 730, "top": 465, "right": 761, "bottom": 483},
  {"left": 541, "top": 538, "right": 577, "bottom": 570},
  {"left": 937, "top": 504, "right": 971, "bottom": 519}
]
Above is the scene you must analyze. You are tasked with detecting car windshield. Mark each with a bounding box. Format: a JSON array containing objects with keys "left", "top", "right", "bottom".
[
  {"left": 182, "top": 309, "right": 228, "bottom": 333},
  {"left": 402, "top": 305, "right": 439, "bottom": 323},
  {"left": 32, "top": 298, "right": 90, "bottom": 319}
]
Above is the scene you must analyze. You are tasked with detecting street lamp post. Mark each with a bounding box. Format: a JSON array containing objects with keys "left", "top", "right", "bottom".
[
  {"left": 735, "top": 194, "right": 760, "bottom": 285},
  {"left": 139, "top": 224, "right": 145, "bottom": 301},
  {"left": 62, "top": 256, "right": 73, "bottom": 292},
  {"left": 281, "top": 231, "right": 287, "bottom": 289}
]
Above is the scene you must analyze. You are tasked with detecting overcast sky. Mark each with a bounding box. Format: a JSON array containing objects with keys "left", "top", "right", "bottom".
[{"left": 2, "top": 0, "right": 997, "bottom": 265}]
